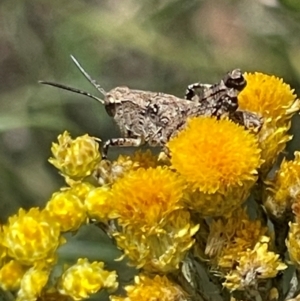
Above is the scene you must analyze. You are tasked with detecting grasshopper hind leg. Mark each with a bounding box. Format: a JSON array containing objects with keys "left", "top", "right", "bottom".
[{"left": 185, "top": 83, "right": 212, "bottom": 101}]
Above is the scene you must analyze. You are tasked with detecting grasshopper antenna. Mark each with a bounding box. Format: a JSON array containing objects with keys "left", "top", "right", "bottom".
[
  {"left": 38, "top": 81, "right": 105, "bottom": 105},
  {"left": 70, "top": 55, "right": 107, "bottom": 97}
]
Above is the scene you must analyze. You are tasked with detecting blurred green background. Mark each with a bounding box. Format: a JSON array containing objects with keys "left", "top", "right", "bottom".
[{"left": 1, "top": 0, "right": 300, "bottom": 298}]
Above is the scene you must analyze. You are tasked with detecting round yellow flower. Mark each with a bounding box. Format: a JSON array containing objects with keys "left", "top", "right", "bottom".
[
  {"left": 205, "top": 208, "right": 268, "bottom": 269},
  {"left": 49, "top": 131, "right": 101, "bottom": 180},
  {"left": 208, "top": 212, "right": 269, "bottom": 274},
  {"left": 258, "top": 124, "right": 292, "bottom": 176},
  {"left": 110, "top": 274, "right": 186, "bottom": 301},
  {"left": 64, "top": 181, "right": 95, "bottom": 202},
  {"left": 58, "top": 258, "right": 118, "bottom": 300},
  {"left": 169, "top": 117, "right": 260, "bottom": 194},
  {"left": 265, "top": 152, "right": 300, "bottom": 220},
  {"left": 239, "top": 72, "right": 298, "bottom": 125},
  {"left": 2, "top": 208, "right": 63, "bottom": 265},
  {"left": 17, "top": 265, "right": 50, "bottom": 301},
  {"left": 109, "top": 167, "right": 198, "bottom": 272},
  {"left": 113, "top": 210, "right": 199, "bottom": 273},
  {"left": 45, "top": 190, "right": 87, "bottom": 232},
  {"left": 238, "top": 72, "right": 299, "bottom": 176},
  {"left": 110, "top": 167, "right": 186, "bottom": 229},
  {"left": 0, "top": 260, "right": 26, "bottom": 291},
  {"left": 85, "top": 186, "right": 113, "bottom": 221},
  {"left": 224, "top": 236, "right": 287, "bottom": 291},
  {"left": 168, "top": 117, "right": 261, "bottom": 216}
]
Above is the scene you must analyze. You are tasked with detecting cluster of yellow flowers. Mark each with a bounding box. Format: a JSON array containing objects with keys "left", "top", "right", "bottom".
[{"left": 0, "top": 72, "right": 299, "bottom": 301}]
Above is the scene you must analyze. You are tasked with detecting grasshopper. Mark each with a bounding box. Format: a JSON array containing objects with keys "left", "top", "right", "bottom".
[{"left": 39, "top": 56, "right": 262, "bottom": 158}]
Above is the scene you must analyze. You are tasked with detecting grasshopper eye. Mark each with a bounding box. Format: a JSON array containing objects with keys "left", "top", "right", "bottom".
[
  {"left": 106, "top": 94, "right": 115, "bottom": 104},
  {"left": 104, "top": 94, "right": 117, "bottom": 116}
]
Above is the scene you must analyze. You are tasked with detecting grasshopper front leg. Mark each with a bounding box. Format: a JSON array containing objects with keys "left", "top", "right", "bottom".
[{"left": 102, "top": 136, "right": 145, "bottom": 159}]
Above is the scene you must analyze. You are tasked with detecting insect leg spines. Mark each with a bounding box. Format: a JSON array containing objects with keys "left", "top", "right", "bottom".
[
  {"left": 185, "top": 69, "right": 246, "bottom": 100},
  {"left": 102, "top": 137, "right": 145, "bottom": 159},
  {"left": 185, "top": 83, "right": 212, "bottom": 101}
]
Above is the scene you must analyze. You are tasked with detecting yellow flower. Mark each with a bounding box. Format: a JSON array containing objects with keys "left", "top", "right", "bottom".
[
  {"left": 94, "top": 150, "right": 158, "bottom": 186},
  {"left": 2, "top": 208, "right": 63, "bottom": 265},
  {"left": 58, "top": 258, "right": 118, "bottom": 300},
  {"left": 113, "top": 210, "right": 199, "bottom": 273},
  {"left": 265, "top": 152, "right": 300, "bottom": 220},
  {"left": 45, "top": 190, "right": 87, "bottom": 232},
  {"left": 286, "top": 222, "right": 300, "bottom": 266},
  {"left": 258, "top": 125, "right": 292, "bottom": 176},
  {"left": 168, "top": 117, "right": 261, "bottom": 216},
  {"left": 205, "top": 208, "right": 268, "bottom": 269},
  {"left": 0, "top": 260, "right": 26, "bottom": 291},
  {"left": 110, "top": 167, "right": 186, "bottom": 228},
  {"left": 85, "top": 186, "right": 113, "bottom": 221},
  {"left": 63, "top": 181, "right": 95, "bottom": 202},
  {"left": 49, "top": 131, "right": 101, "bottom": 180},
  {"left": 239, "top": 72, "right": 298, "bottom": 125},
  {"left": 238, "top": 72, "right": 299, "bottom": 176},
  {"left": 110, "top": 274, "right": 186, "bottom": 301},
  {"left": 109, "top": 167, "right": 198, "bottom": 272},
  {"left": 16, "top": 264, "right": 50, "bottom": 301},
  {"left": 223, "top": 236, "right": 287, "bottom": 291}
]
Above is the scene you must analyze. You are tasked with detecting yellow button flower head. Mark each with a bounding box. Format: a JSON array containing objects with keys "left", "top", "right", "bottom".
[
  {"left": 110, "top": 167, "right": 186, "bottom": 228},
  {"left": 49, "top": 131, "right": 101, "bottom": 180},
  {"left": 2, "top": 208, "right": 63, "bottom": 265},
  {"left": 205, "top": 208, "right": 268, "bottom": 269},
  {"left": 17, "top": 264, "right": 50, "bottom": 301},
  {"left": 168, "top": 117, "right": 261, "bottom": 217},
  {"left": 239, "top": 72, "right": 298, "bottom": 125},
  {"left": 114, "top": 210, "right": 199, "bottom": 273},
  {"left": 45, "top": 190, "right": 87, "bottom": 232},
  {"left": 109, "top": 167, "right": 199, "bottom": 272},
  {"left": 223, "top": 236, "right": 287, "bottom": 291},
  {"left": 238, "top": 72, "right": 299, "bottom": 176},
  {"left": 110, "top": 274, "right": 187, "bottom": 301},
  {"left": 85, "top": 186, "right": 113, "bottom": 221},
  {"left": 64, "top": 181, "right": 95, "bottom": 202},
  {"left": 0, "top": 260, "right": 26, "bottom": 291},
  {"left": 95, "top": 150, "right": 158, "bottom": 186},
  {"left": 265, "top": 152, "right": 300, "bottom": 220},
  {"left": 58, "top": 258, "right": 118, "bottom": 300}
]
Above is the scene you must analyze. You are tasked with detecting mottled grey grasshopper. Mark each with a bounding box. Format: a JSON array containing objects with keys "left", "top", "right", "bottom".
[{"left": 39, "top": 56, "right": 262, "bottom": 158}]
